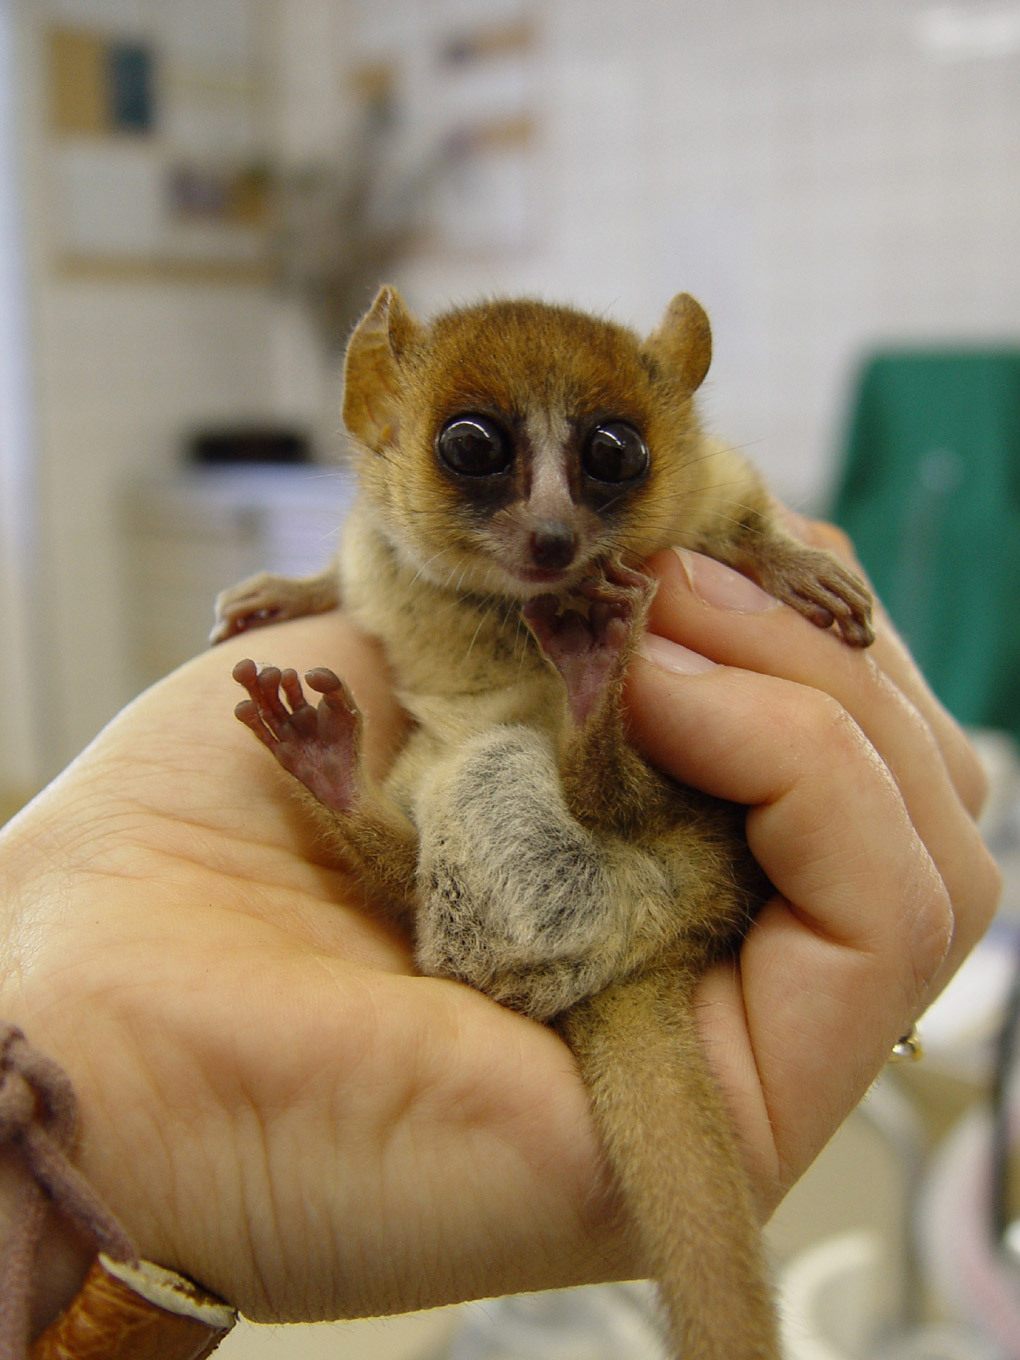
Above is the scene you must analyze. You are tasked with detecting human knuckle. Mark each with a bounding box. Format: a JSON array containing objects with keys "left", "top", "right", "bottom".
[
  {"left": 910, "top": 868, "right": 955, "bottom": 987},
  {"left": 895, "top": 687, "right": 948, "bottom": 772},
  {"left": 969, "top": 841, "right": 1003, "bottom": 933},
  {"left": 955, "top": 738, "right": 992, "bottom": 819},
  {"left": 797, "top": 690, "right": 868, "bottom": 764},
  {"left": 884, "top": 862, "right": 954, "bottom": 1021}
]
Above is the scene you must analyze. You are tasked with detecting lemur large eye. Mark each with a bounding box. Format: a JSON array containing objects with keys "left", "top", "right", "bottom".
[
  {"left": 582, "top": 421, "right": 649, "bottom": 483},
  {"left": 436, "top": 414, "right": 512, "bottom": 476}
]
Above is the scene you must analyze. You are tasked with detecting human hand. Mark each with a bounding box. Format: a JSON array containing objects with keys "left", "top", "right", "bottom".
[
  {"left": 0, "top": 614, "right": 627, "bottom": 1331},
  {"left": 0, "top": 518, "right": 1000, "bottom": 1333},
  {"left": 628, "top": 517, "right": 1001, "bottom": 1211}
]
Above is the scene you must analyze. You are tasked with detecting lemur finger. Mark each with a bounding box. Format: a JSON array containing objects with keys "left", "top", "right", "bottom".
[
  {"left": 303, "top": 666, "right": 346, "bottom": 694},
  {"left": 836, "top": 614, "right": 876, "bottom": 649},
  {"left": 787, "top": 595, "right": 836, "bottom": 632},
  {"left": 232, "top": 661, "right": 302, "bottom": 741},
  {"left": 232, "top": 659, "right": 287, "bottom": 735},
  {"left": 523, "top": 598, "right": 592, "bottom": 654},
  {"left": 578, "top": 562, "right": 649, "bottom": 605},
  {"left": 279, "top": 669, "right": 319, "bottom": 737},
  {"left": 250, "top": 665, "right": 295, "bottom": 732},
  {"left": 231, "top": 657, "right": 259, "bottom": 689},
  {"left": 279, "top": 667, "right": 306, "bottom": 709},
  {"left": 791, "top": 575, "right": 875, "bottom": 649},
  {"left": 589, "top": 601, "right": 621, "bottom": 636},
  {"left": 303, "top": 671, "right": 362, "bottom": 747},
  {"left": 233, "top": 698, "right": 281, "bottom": 751},
  {"left": 604, "top": 559, "right": 652, "bottom": 594},
  {"left": 521, "top": 594, "right": 560, "bottom": 627}
]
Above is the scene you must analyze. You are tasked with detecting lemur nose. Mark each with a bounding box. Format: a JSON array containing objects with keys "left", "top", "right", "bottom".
[{"left": 529, "top": 525, "right": 578, "bottom": 570}]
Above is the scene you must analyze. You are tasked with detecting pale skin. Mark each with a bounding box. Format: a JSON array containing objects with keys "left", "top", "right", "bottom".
[{"left": 0, "top": 518, "right": 1000, "bottom": 1335}]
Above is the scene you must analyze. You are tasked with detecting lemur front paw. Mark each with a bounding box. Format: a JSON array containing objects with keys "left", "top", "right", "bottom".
[
  {"left": 211, "top": 571, "right": 339, "bottom": 644},
  {"left": 522, "top": 559, "right": 655, "bottom": 725},
  {"left": 232, "top": 659, "right": 363, "bottom": 811},
  {"left": 772, "top": 546, "right": 875, "bottom": 647},
  {"left": 753, "top": 546, "right": 875, "bottom": 648}
]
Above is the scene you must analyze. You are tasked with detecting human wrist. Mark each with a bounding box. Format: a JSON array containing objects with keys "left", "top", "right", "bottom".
[{"left": 2, "top": 1027, "right": 237, "bottom": 1360}]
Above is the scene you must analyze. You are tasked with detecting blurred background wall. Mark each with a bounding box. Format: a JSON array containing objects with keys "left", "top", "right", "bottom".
[{"left": 2, "top": 0, "right": 1019, "bottom": 785}]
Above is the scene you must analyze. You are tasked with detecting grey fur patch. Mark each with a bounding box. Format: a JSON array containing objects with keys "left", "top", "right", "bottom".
[{"left": 413, "top": 726, "right": 670, "bottom": 1020}]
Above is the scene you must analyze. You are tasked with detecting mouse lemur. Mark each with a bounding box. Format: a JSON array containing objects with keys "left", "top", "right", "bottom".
[{"left": 212, "top": 286, "right": 874, "bottom": 1360}]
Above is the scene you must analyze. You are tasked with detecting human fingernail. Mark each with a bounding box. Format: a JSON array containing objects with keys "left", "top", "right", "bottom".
[
  {"left": 638, "top": 634, "right": 718, "bottom": 674},
  {"left": 674, "top": 548, "right": 780, "bottom": 613}
]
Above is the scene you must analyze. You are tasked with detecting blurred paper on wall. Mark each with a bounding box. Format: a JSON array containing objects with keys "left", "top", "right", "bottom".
[{"left": 49, "top": 27, "right": 108, "bottom": 134}]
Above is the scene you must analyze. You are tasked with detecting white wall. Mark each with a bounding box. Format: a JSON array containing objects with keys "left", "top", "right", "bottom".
[
  {"left": 12, "top": 0, "right": 1020, "bottom": 772},
  {"left": 14, "top": 0, "right": 316, "bottom": 772},
  {"left": 380, "top": 0, "right": 1020, "bottom": 506}
]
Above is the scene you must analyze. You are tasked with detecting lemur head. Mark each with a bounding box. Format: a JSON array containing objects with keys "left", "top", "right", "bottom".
[{"left": 342, "top": 286, "right": 713, "bottom": 599}]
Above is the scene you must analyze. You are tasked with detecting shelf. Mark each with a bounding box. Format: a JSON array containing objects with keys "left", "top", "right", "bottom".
[{"left": 56, "top": 253, "right": 274, "bottom": 285}]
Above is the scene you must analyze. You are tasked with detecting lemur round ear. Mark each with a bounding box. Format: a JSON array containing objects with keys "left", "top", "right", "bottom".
[
  {"left": 355, "top": 285, "right": 419, "bottom": 357},
  {"left": 342, "top": 286, "right": 420, "bottom": 450},
  {"left": 644, "top": 293, "right": 712, "bottom": 394}
]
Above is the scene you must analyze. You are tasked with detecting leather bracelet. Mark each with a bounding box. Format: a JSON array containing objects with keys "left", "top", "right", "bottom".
[
  {"left": 1, "top": 1023, "right": 237, "bottom": 1360},
  {"left": 30, "top": 1254, "right": 235, "bottom": 1360}
]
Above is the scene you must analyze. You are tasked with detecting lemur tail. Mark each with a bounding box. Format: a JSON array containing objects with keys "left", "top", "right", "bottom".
[{"left": 559, "top": 966, "right": 781, "bottom": 1360}]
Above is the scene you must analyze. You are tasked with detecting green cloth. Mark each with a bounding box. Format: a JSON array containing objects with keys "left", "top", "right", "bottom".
[{"left": 830, "top": 349, "right": 1020, "bottom": 741}]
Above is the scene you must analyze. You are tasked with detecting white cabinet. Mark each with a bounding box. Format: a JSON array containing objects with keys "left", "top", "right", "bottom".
[{"left": 121, "top": 466, "right": 353, "bottom": 687}]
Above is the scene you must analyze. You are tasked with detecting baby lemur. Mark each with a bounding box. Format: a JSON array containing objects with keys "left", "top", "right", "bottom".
[{"left": 212, "top": 287, "right": 874, "bottom": 1360}]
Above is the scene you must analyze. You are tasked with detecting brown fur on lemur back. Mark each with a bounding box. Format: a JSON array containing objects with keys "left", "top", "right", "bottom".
[{"left": 214, "top": 286, "right": 874, "bottom": 1360}]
